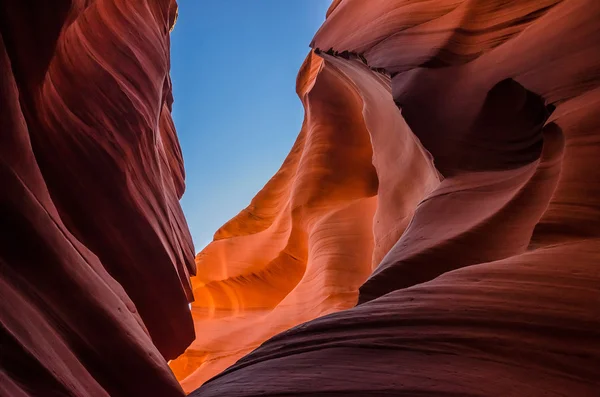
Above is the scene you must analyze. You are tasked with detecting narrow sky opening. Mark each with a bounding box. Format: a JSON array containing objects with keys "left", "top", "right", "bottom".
[{"left": 170, "top": 1, "right": 331, "bottom": 249}]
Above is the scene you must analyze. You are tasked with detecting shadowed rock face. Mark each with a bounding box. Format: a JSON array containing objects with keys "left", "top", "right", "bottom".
[
  {"left": 0, "top": 1, "right": 193, "bottom": 396},
  {"left": 187, "top": 0, "right": 600, "bottom": 395}
]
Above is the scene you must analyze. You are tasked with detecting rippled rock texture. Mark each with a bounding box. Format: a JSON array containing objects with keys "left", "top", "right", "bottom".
[
  {"left": 0, "top": 1, "right": 194, "bottom": 396},
  {"left": 187, "top": 0, "right": 600, "bottom": 395}
]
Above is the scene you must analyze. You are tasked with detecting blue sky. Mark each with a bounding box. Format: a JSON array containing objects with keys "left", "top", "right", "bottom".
[{"left": 170, "top": 1, "right": 331, "bottom": 250}]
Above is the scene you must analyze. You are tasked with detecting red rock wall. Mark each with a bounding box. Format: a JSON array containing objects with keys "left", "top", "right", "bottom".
[
  {"left": 0, "top": 1, "right": 194, "bottom": 396},
  {"left": 189, "top": 0, "right": 600, "bottom": 395}
]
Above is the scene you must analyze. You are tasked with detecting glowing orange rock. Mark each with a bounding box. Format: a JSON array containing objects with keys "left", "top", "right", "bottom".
[
  {"left": 171, "top": 52, "right": 380, "bottom": 391},
  {"left": 171, "top": 50, "right": 441, "bottom": 393}
]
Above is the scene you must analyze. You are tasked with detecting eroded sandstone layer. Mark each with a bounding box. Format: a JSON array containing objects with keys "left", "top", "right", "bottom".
[
  {"left": 188, "top": 0, "right": 600, "bottom": 395},
  {"left": 0, "top": 1, "right": 194, "bottom": 396}
]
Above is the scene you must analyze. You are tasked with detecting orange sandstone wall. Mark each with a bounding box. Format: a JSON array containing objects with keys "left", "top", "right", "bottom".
[
  {"left": 188, "top": 0, "right": 600, "bottom": 396},
  {"left": 0, "top": 1, "right": 194, "bottom": 396},
  {"left": 169, "top": 50, "right": 438, "bottom": 392}
]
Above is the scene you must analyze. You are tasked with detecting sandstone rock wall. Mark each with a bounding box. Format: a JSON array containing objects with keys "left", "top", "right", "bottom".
[{"left": 0, "top": 1, "right": 193, "bottom": 396}]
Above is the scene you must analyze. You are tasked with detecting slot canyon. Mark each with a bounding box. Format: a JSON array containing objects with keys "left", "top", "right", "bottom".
[{"left": 1, "top": 0, "right": 600, "bottom": 396}]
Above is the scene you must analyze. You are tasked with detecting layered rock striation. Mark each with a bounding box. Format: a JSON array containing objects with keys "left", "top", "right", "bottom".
[
  {"left": 0, "top": 1, "right": 194, "bottom": 396},
  {"left": 189, "top": 0, "right": 600, "bottom": 395}
]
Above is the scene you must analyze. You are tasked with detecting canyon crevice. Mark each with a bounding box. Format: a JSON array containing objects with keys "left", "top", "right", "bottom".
[{"left": 2, "top": 0, "right": 600, "bottom": 396}]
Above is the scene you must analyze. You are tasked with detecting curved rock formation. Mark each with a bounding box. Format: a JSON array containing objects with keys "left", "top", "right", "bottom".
[
  {"left": 0, "top": 1, "right": 193, "bottom": 396},
  {"left": 170, "top": 51, "right": 399, "bottom": 392},
  {"left": 189, "top": 0, "right": 600, "bottom": 395},
  {"left": 4, "top": 0, "right": 600, "bottom": 395}
]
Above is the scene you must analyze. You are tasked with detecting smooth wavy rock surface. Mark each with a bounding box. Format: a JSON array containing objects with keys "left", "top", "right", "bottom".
[
  {"left": 190, "top": 0, "right": 600, "bottom": 395},
  {"left": 0, "top": 1, "right": 194, "bottom": 396}
]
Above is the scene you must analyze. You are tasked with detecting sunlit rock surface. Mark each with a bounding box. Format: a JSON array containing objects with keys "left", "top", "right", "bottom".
[
  {"left": 0, "top": 1, "right": 194, "bottom": 396},
  {"left": 188, "top": 0, "right": 600, "bottom": 395},
  {"left": 170, "top": 51, "right": 403, "bottom": 392}
]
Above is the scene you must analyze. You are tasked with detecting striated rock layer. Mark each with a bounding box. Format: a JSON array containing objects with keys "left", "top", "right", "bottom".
[
  {"left": 0, "top": 1, "right": 194, "bottom": 396},
  {"left": 189, "top": 0, "right": 600, "bottom": 395}
]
